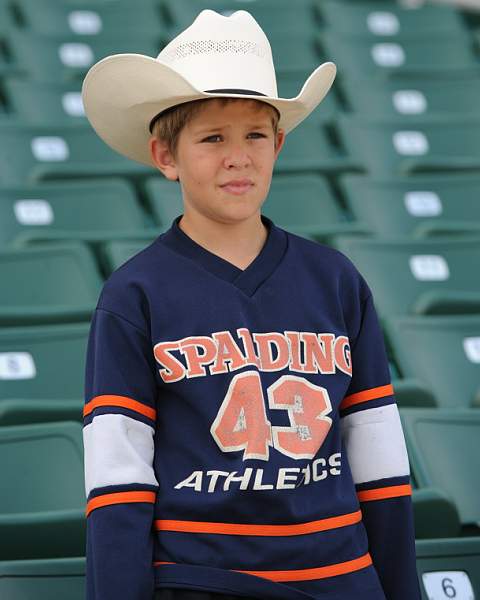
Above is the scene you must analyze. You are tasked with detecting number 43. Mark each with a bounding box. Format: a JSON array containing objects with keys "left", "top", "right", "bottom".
[{"left": 210, "top": 371, "right": 333, "bottom": 462}]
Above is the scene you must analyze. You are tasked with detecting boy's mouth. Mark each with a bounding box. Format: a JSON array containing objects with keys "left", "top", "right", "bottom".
[{"left": 220, "top": 179, "right": 254, "bottom": 195}]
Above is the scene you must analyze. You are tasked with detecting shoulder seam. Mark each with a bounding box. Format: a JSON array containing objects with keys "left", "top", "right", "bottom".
[{"left": 96, "top": 306, "right": 149, "bottom": 338}]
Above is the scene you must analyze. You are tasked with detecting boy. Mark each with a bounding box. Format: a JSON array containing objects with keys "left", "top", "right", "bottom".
[{"left": 81, "top": 9, "right": 421, "bottom": 600}]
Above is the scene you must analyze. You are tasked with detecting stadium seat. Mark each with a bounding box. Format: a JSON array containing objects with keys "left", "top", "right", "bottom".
[
  {"left": 400, "top": 408, "right": 480, "bottom": 527},
  {"left": 412, "top": 487, "right": 461, "bottom": 539},
  {"left": 262, "top": 173, "right": 352, "bottom": 237},
  {"left": 0, "top": 557, "right": 85, "bottom": 599},
  {"left": 318, "top": 0, "right": 465, "bottom": 37},
  {"left": 340, "top": 174, "right": 480, "bottom": 237},
  {"left": 0, "top": 242, "right": 102, "bottom": 325},
  {"left": 0, "top": 123, "right": 155, "bottom": 185},
  {"left": 274, "top": 120, "right": 353, "bottom": 174},
  {"left": 319, "top": 33, "right": 477, "bottom": 78},
  {"left": 0, "top": 179, "right": 151, "bottom": 247},
  {"left": 144, "top": 177, "right": 184, "bottom": 227},
  {"left": 387, "top": 315, "right": 480, "bottom": 409},
  {"left": 334, "top": 236, "right": 480, "bottom": 318},
  {"left": 341, "top": 73, "right": 480, "bottom": 119},
  {"left": 416, "top": 537, "right": 480, "bottom": 600},
  {"left": 165, "top": 0, "right": 317, "bottom": 37},
  {"left": 7, "top": 31, "right": 161, "bottom": 82},
  {"left": 337, "top": 116, "right": 480, "bottom": 177},
  {"left": 0, "top": 421, "right": 85, "bottom": 559},
  {"left": 0, "top": 322, "right": 89, "bottom": 403},
  {"left": 15, "top": 0, "right": 164, "bottom": 37},
  {"left": 101, "top": 238, "right": 158, "bottom": 274},
  {"left": 3, "top": 79, "right": 88, "bottom": 125}
]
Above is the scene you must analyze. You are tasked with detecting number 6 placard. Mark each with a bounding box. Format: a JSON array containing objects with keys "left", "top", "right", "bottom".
[{"left": 422, "top": 571, "right": 474, "bottom": 600}]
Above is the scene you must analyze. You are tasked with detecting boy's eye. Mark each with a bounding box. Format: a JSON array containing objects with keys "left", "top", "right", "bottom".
[
  {"left": 201, "top": 134, "right": 222, "bottom": 143},
  {"left": 248, "top": 132, "right": 267, "bottom": 139}
]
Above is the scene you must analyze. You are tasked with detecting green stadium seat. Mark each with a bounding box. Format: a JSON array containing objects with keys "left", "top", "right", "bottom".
[
  {"left": 262, "top": 173, "right": 353, "bottom": 237},
  {"left": 0, "top": 421, "right": 85, "bottom": 559},
  {"left": 318, "top": 1, "right": 465, "bottom": 37},
  {"left": 0, "top": 179, "right": 152, "bottom": 247},
  {"left": 144, "top": 177, "right": 184, "bottom": 227},
  {"left": 7, "top": 31, "right": 161, "bottom": 82},
  {"left": 0, "top": 242, "right": 102, "bottom": 325},
  {"left": 334, "top": 236, "right": 480, "bottom": 318},
  {"left": 0, "top": 322, "right": 88, "bottom": 403},
  {"left": 0, "top": 124, "right": 155, "bottom": 185},
  {"left": 340, "top": 174, "right": 480, "bottom": 237},
  {"left": 320, "top": 33, "right": 477, "bottom": 78},
  {"left": 341, "top": 73, "right": 480, "bottom": 119},
  {"left": 165, "top": 0, "right": 317, "bottom": 37},
  {"left": 3, "top": 79, "right": 88, "bottom": 125},
  {"left": 400, "top": 408, "right": 480, "bottom": 527},
  {"left": 337, "top": 116, "right": 480, "bottom": 177},
  {"left": 416, "top": 538, "right": 480, "bottom": 600},
  {"left": 101, "top": 238, "right": 158, "bottom": 274},
  {"left": 0, "top": 557, "right": 85, "bottom": 599},
  {"left": 274, "top": 120, "right": 353, "bottom": 174},
  {"left": 15, "top": 0, "right": 164, "bottom": 37},
  {"left": 388, "top": 315, "right": 480, "bottom": 408},
  {"left": 412, "top": 487, "right": 461, "bottom": 539}
]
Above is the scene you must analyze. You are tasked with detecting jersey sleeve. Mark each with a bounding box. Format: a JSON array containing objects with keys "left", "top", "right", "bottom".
[
  {"left": 83, "top": 304, "right": 159, "bottom": 600},
  {"left": 340, "top": 290, "right": 422, "bottom": 600}
]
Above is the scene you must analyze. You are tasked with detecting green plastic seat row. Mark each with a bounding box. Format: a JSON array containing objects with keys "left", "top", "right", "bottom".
[
  {"left": 6, "top": 30, "right": 162, "bottom": 82},
  {"left": 334, "top": 235, "right": 480, "bottom": 318},
  {"left": 339, "top": 174, "right": 480, "bottom": 237},
  {"left": 387, "top": 315, "right": 480, "bottom": 410},
  {"left": 14, "top": 0, "right": 165, "bottom": 36},
  {"left": 0, "top": 242, "right": 102, "bottom": 325},
  {"left": 319, "top": 32, "right": 477, "bottom": 78},
  {"left": 317, "top": 0, "right": 465, "bottom": 37},
  {"left": 341, "top": 73, "right": 480, "bottom": 119},
  {"left": 401, "top": 408, "right": 480, "bottom": 528},
  {"left": 337, "top": 116, "right": 480, "bottom": 177},
  {"left": 2, "top": 540, "right": 480, "bottom": 599}
]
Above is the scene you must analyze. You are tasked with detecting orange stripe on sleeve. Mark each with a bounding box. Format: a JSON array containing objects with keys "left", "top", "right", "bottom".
[
  {"left": 153, "top": 552, "right": 373, "bottom": 582},
  {"left": 83, "top": 394, "right": 156, "bottom": 421},
  {"left": 341, "top": 383, "right": 394, "bottom": 410},
  {"left": 357, "top": 484, "right": 412, "bottom": 503},
  {"left": 86, "top": 490, "right": 156, "bottom": 517},
  {"left": 154, "top": 509, "right": 362, "bottom": 536}
]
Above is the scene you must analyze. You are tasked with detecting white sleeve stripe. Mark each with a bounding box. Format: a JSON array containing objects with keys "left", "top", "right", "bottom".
[
  {"left": 83, "top": 413, "right": 159, "bottom": 497},
  {"left": 340, "top": 404, "right": 410, "bottom": 484}
]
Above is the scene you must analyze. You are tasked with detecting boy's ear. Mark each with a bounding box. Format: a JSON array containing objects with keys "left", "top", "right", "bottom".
[
  {"left": 149, "top": 137, "right": 179, "bottom": 181},
  {"left": 274, "top": 128, "right": 286, "bottom": 160}
]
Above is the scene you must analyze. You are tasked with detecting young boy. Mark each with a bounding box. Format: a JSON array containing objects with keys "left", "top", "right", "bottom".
[{"left": 81, "top": 9, "right": 421, "bottom": 600}]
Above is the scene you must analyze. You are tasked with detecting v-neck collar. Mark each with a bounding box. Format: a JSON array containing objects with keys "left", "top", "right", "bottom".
[{"left": 157, "top": 214, "right": 288, "bottom": 297}]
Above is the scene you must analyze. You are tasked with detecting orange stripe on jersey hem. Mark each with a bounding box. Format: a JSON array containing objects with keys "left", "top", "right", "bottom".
[
  {"left": 153, "top": 552, "right": 373, "bottom": 582},
  {"left": 358, "top": 484, "right": 412, "bottom": 503},
  {"left": 86, "top": 490, "right": 156, "bottom": 517},
  {"left": 341, "top": 383, "right": 394, "bottom": 410},
  {"left": 83, "top": 394, "right": 156, "bottom": 421},
  {"left": 154, "top": 509, "right": 362, "bottom": 536}
]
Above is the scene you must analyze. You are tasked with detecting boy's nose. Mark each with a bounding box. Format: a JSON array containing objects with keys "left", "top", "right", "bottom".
[{"left": 223, "top": 144, "right": 252, "bottom": 169}]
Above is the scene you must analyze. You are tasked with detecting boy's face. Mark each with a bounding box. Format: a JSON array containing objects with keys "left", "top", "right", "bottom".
[{"left": 150, "top": 99, "right": 285, "bottom": 227}]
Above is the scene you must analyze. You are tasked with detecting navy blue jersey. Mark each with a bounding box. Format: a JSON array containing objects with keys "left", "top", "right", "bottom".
[{"left": 83, "top": 214, "right": 421, "bottom": 600}]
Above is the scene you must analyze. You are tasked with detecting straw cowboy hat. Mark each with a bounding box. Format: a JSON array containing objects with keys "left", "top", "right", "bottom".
[{"left": 81, "top": 9, "right": 336, "bottom": 168}]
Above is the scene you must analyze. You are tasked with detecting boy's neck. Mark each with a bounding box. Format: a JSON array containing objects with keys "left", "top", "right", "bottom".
[{"left": 178, "top": 211, "right": 269, "bottom": 271}]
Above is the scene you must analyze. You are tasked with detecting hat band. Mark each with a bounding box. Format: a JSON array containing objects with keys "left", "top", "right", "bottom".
[{"left": 148, "top": 89, "right": 267, "bottom": 133}]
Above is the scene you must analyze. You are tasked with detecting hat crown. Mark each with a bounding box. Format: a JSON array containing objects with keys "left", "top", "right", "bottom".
[{"left": 157, "top": 10, "right": 278, "bottom": 98}]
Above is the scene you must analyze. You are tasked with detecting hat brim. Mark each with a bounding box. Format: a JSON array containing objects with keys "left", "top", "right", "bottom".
[{"left": 82, "top": 54, "right": 336, "bottom": 168}]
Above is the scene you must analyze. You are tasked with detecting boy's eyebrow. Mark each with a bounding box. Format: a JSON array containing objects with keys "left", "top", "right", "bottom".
[{"left": 193, "top": 121, "right": 272, "bottom": 134}]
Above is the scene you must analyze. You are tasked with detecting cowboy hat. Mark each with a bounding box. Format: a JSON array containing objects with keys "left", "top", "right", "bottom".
[{"left": 81, "top": 9, "right": 336, "bottom": 168}]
